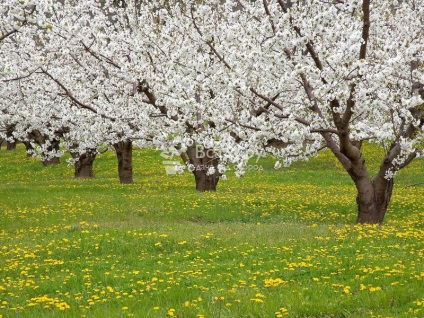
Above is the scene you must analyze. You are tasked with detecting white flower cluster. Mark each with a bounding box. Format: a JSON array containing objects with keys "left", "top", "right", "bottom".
[{"left": 0, "top": 0, "right": 422, "bottom": 183}]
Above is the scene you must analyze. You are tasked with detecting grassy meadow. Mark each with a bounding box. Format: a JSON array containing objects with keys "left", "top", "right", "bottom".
[{"left": 1, "top": 144, "right": 424, "bottom": 317}]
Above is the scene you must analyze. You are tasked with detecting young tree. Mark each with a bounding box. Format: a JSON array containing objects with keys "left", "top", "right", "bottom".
[{"left": 182, "top": 0, "right": 424, "bottom": 223}]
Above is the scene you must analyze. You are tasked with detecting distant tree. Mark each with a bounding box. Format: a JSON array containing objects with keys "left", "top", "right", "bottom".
[{"left": 0, "top": 1, "right": 37, "bottom": 149}]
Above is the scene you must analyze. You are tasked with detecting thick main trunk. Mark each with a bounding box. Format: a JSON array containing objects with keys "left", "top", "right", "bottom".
[
  {"left": 74, "top": 152, "right": 96, "bottom": 178},
  {"left": 183, "top": 145, "right": 220, "bottom": 192},
  {"left": 193, "top": 171, "right": 219, "bottom": 191},
  {"left": 355, "top": 178, "right": 394, "bottom": 224},
  {"left": 114, "top": 140, "right": 133, "bottom": 184}
]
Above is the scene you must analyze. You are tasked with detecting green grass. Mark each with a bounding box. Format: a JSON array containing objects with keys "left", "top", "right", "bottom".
[{"left": 0, "top": 144, "right": 424, "bottom": 317}]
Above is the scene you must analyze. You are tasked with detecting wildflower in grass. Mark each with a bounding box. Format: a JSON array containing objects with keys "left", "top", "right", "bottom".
[
  {"left": 264, "top": 277, "right": 286, "bottom": 287},
  {"left": 369, "top": 286, "right": 382, "bottom": 292},
  {"left": 275, "top": 307, "right": 289, "bottom": 317},
  {"left": 250, "top": 293, "right": 266, "bottom": 303},
  {"left": 167, "top": 308, "right": 176, "bottom": 316},
  {"left": 343, "top": 286, "right": 351, "bottom": 294},
  {"left": 57, "top": 302, "right": 70, "bottom": 310}
]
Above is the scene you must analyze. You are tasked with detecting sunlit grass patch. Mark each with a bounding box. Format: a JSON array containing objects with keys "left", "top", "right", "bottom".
[{"left": 0, "top": 144, "right": 423, "bottom": 317}]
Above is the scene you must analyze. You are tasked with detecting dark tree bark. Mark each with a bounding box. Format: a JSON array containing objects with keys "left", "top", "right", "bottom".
[
  {"left": 71, "top": 148, "right": 96, "bottom": 178},
  {"left": 181, "top": 145, "right": 220, "bottom": 192},
  {"left": 6, "top": 140, "right": 17, "bottom": 151},
  {"left": 113, "top": 140, "right": 133, "bottom": 184},
  {"left": 27, "top": 129, "right": 61, "bottom": 166},
  {"left": 6, "top": 125, "right": 17, "bottom": 150},
  {"left": 22, "top": 141, "right": 34, "bottom": 157},
  {"left": 42, "top": 139, "right": 61, "bottom": 166},
  {"left": 355, "top": 177, "right": 394, "bottom": 224}
]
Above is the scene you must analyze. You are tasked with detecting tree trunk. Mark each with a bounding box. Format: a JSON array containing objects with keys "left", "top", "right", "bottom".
[
  {"left": 22, "top": 141, "right": 34, "bottom": 157},
  {"left": 113, "top": 140, "right": 133, "bottom": 184},
  {"left": 6, "top": 140, "right": 17, "bottom": 151},
  {"left": 43, "top": 156, "right": 60, "bottom": 166},
  {"left": 42, "top": 139, "right": 61, "bottom": 166},
  {"left": 182, "top": 145, "right": 220, "bottom": 192},
  {"left": 193, "top": 170, "right": 219, "bottom": 191},
  {"left": 6, "top": 124, "right": 16, "bottom": 150},
  {"left": 73, "top": 151, "right": 96, "bottom": 178},
  {"left": 355, "top": 178, "right": 394, "bottom": 224}
]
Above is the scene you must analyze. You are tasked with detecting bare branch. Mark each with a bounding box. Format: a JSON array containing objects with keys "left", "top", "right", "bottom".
[
  {"left": 3, "top": 68, "right": 40, "bottom": 82},
  {"left": 310, "top": 128, "right": 342, "bottom": 134},
  {"left": 262, "top": 0, "right": 276, "bottom": 34},
  {"left": 277, "top": 0, "right": 326, "bottom": 82},
  {"left": 250, "top": 88, "right": 285, "bottom": 112},
  {"left": 225, "top": 118, "right": 261, "bottom": 131},
  {"left": 81, "top": 41, "right": 121, "bottom": 69},
  {"left": 41, "top": 69, "right": 99, "bottom": 114},
  {"left": 249, "top": 88, "right": 311, "bottom": 126},
  {"left": 254, "top": 92, "right": 280, "bottom": 116},
  {"left": 359, "top": 0, "right": 370, "bottom": 60},
  {"left": 190, "top": 7, "right": 232, "bottom": 70},
  {"left": 397, "top": 151, "right": 417, "bottom": 170}
]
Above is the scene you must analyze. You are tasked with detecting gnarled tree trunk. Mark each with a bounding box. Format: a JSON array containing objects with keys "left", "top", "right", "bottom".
[
  {"left": 338, "top": 138, "right": 401, "bottom": 224},
  {"left": 355, "top": 177, "right": 394, "bottom": 224},
  {"left": 113, "top": 140, "right": 133, "bottom": 184},
  {"left": 182, "top": 145, "right": 220, "bottom": 192},
  {"left": 71, "top": 148, "right": 96, "bottom": 178}
]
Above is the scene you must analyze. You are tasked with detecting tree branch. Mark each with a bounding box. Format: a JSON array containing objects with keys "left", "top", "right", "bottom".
[
  {"left": 190, "top": 7, "right": 232, "bottom": 70},
  {"left": 226, "top": 118, "right": 261, "bottom": 131},
  {"left": 0, "top": 5, "right": 36, "bottom": 42},
  {"left": 249, "top": 88, "right": 285, "bottom": 112},
  {"left": 359, "top": 0, "right": 370, "bottom": 60},
  {"left": 262, "top": 0, "right": 276, "bottom": 34},
  {"left": 310, "top": 128, "right": 341, "bottom": 134},
  {"left": 41, "top": 69, "right": 99, "bottom": 115},
  {"left": 249, "top": 88, "right": 311, "bottom": 126},
  {"left": 81, "top": 41, "right": 121, "bottom": 69}
]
